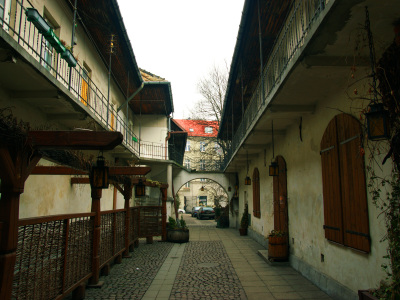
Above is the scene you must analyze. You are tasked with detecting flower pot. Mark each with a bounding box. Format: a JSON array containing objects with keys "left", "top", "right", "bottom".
[
  {"left": 268, "top": 235, "right": 288, "bottom": 261},
  {"left": 239, "top": 228, "right": 247, "bottom": 236},
  {"left": 167, "top": 228, "right": 189, "bottom": 243},
  {"left": 358, "top": 290, "right": 379, "bottom": 300}
]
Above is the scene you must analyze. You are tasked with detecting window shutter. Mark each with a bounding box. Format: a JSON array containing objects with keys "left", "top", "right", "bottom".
[
  {"left": 253, "top": 168, "right": 260, "bottom": 218},
  {"left": 321, "top": 117, "right": 344, "bottom": 244},
  {"left": 337, "top": 114, "right": 370, "bottom": 253}
]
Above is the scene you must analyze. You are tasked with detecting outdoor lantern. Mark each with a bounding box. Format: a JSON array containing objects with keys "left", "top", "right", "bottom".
[
  {"left": 200, "top": 186, "right": 205, "bottom": 191},
  {"left": 90, "top": 155, "right": 109, "bottom": 189},
  {"left": 244, "top": 176, "right": 251, "bottom": 185},
  {"left": 366, "top": 103, "right": 390, "bottom": 141},
  {"left": 269, "top": 161, "right": 279, "bottom": 176},
  {"left": 135, "top": 179, "right": 146, "bottom": 197},
  {"left": 26, "top": 8, "right": 51, "bottom": 35},
  {"left": 228, "top": 186, "right": 232, "bottom": 192}
]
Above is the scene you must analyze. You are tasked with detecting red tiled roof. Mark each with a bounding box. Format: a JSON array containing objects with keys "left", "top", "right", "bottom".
[{"left": 173, "top": 119, "right": 219, "bottom": 137}]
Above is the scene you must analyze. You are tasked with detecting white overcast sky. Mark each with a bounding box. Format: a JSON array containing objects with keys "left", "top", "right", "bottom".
[{"left": 118, "top": 0, "right": 245, "bottom": 119}]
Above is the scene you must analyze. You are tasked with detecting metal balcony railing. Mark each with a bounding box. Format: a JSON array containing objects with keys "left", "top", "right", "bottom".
[
  {"left": 1, "top": 0, "right": 185, "bottom": 165},
  {"left": 223, "top": 0, "right": 330, "bottom": 170}
]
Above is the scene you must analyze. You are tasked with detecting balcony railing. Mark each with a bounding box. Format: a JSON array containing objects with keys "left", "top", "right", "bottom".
[
  {"left": 223, "top": 0, "right": 330, "bottom": 169},
  {"left": 1, "top": 0, "right": 142, "bottom": 156},
  {"left": 1, "top": 0, "right": 185, "bottom": 165}
]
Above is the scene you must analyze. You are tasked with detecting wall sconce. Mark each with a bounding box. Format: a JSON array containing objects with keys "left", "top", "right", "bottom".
[
  {"left": 366, "top": 103, "right": 390, "bottom": 140},
  {"left": 269, "top": 161, "right": 279, "bottom": 177},
  {"left": 135, "top": 178, "right": 146, "bottom": 197},
  {"left": 90, "top": 155, "right": 109, "bottom": 189},
  {"left": 244, "top": 176, "right": 251, "bottom": 185}
]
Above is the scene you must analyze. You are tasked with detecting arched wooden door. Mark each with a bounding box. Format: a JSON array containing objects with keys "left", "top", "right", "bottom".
[{"left": 273, "top": 156, "right": 288, "bottom": 233}]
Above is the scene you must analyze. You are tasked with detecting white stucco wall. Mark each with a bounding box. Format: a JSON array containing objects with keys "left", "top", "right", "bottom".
[{"left": 236, "top": 85, "right": 390, "bottom": 293}]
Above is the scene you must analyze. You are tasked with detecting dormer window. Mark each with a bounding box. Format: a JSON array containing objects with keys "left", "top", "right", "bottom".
[
  {"left": 189, "top": 128, "right": 194, "bottom": 132},
  {"left": 205, "top": 127, "right": 213, "bottom": 133}
]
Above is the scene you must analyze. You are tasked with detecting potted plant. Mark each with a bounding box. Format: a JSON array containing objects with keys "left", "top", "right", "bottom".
[
  {"left": 268, "top": 230, "right": 288, "bottom": 261},
  {"left": 166, "top": 216, "right": 189, "bottom": 243},
  {"left": 239, "top": 203, "right": 249, "bottom": 236}
]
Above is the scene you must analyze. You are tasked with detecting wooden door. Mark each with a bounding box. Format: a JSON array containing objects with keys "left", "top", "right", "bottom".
[{"left": 273, "top": 156, "right": 288, "bottom": 233}]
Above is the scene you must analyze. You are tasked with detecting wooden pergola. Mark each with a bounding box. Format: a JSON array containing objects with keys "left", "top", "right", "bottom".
[{"left": 0, "top": 130, "right": 161, "bottom": 299}]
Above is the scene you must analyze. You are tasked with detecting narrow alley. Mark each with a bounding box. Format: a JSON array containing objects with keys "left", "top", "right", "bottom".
[{"left": 80, "top": 214, "right": 332, "bottom": 300}]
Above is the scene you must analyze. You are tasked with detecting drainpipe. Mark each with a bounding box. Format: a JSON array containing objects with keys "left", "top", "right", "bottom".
[{"left": 257, "top": 0, "right": 265, "bottom": 104}]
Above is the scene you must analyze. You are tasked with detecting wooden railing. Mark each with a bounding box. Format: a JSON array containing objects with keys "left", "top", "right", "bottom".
[{"left": 12, "top": 206, "right": 162, "bottom": 299}]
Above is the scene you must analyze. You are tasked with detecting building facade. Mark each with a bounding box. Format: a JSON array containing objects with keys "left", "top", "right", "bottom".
[{"left": 218, "top": 0, "right": 400, "bottom": 298}]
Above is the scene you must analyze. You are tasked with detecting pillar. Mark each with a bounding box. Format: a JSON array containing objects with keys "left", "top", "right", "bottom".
[{"left": 88, "top": 188, "right": 102, "bottom": 286}]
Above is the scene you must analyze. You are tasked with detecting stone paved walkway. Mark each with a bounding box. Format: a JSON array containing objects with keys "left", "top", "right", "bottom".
[{"left": 82, "top": 215, "right": 333, "bottom": 300}]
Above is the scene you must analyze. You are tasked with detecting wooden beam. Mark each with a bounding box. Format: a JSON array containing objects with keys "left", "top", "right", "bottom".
[
  {"left": 32, "top": 166, "right": 88, "bottom": 175},
  {"left": 71, "top": 178, "right": 90, "bottom": 185},
  {"left": 109, "top": 167, "right": 151, "bottom": 176},
  {"left": 28, "top": 131, "right": 123, "bottom": 150}
]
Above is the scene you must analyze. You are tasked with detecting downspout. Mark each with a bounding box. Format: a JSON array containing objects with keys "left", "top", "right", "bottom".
[{"left": 257, "top": 0, "right": 265, "bottom": 105}]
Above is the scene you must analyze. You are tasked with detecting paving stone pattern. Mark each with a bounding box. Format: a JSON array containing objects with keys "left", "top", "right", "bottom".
[
  {"left": 170, "top": 241, "right": 246, "bottom": 300},
  {"left": 84, "top": 241, "right": 173, "bottom": 300}
]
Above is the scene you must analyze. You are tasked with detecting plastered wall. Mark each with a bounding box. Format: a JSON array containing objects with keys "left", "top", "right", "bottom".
[{"left": 236, "top": 83, "right": 390, "bottom": 293}]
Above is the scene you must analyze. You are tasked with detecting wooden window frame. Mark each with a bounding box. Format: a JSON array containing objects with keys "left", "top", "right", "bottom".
[{"left": 320, "top": 113, "right": 371, "bottom": 253}]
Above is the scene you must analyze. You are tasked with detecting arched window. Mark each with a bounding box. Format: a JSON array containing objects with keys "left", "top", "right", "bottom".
[
  {"left": 320, "top": 113, "right": 370, "bottom": 253},
  {"left": 252, "top": 168, "right": 260, "bottom": 218}
]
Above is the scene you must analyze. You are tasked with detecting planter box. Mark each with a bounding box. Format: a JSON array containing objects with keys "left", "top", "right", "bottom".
[
  {"left": 167, "top": 228, "right": 189, "bottom": 243},
  {"left": 268, "top": 236, "right": 288, "bottom": 261},
  {"left": 61, "top": 50, "right": 77, "bottom": 67},
  {"left": 358, "top": 290, "right": 379, "bottom": 300},
  {"left": 239, "top": 228, "right": 247, "bottom": 236}
]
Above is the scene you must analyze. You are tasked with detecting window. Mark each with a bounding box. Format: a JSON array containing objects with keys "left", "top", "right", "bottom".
[
  {"left": 80, "top": 63, "right": 91, "bottom": 106},
  {"left": 205, "top": 126, "right": 213, "bottom": 133},
  {"left": 185, "top": 140, "right": 191, "bottom": 151},
  {"left": 214, "top": 142, "right": 222, "bottom": 155},
  {"left": 184, "top": 159, "right": 190, "bottom": 169},
  {"left": 320, "top": 113, "right": 370, "bottom": 253},
  {"left": 252, "top": 168, "right": 260, "bottom": 218},
  {"left": 199, "top": 159, "right": 206, "bottom": 170},
  {"left": 200, "top": 178, "right": 206, "bottom": 182},
  {"left": 109, "top": 103, "right": 116, "bottom": 131},
  {"left": 184, "top": 182, "right": 190, "bottom": 188},
  {"left": 189, "top": 128, "right": 194, "bottom": 132},
  {"left": 200, "top": 141, "right": 206, "bottom": 152},
  {"left": 41, "top": 11, "right": 59, "bottom": 72}
]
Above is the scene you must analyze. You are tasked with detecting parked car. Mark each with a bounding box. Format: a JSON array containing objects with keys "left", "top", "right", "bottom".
[
  {"left": 178, "top": 209, "right": 185, "bottom": 214},
  {"left": 197, "top": 207, "right": 215, "bottom": 220},
  {"left": 192, "top": 206, "right": 201, "bottom": 217}
]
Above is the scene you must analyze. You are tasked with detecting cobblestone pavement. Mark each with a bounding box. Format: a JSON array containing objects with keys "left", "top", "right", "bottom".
[
  {"left": 170, "top": 241, "right": 246, "bottom": 300},
  {"left": 84, "top": 241, "right": 173, "bottom": 300},
  {"left": 72, "top": 214, "right": 332, "bottom": 300}
]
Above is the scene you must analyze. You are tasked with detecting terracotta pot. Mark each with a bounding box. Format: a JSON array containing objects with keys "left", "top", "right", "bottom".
[
  {"left": 239, "top": 228, "right": 247, "bottom": 236},
  {"left": 358, "top": 290, "right": 379, "bottom": 300},
  {"left": 167, "top": 228, "right": 189, "bottom": 243},
  {"left": 268, "top": 235, "right": 288, "bottom": 261}
]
